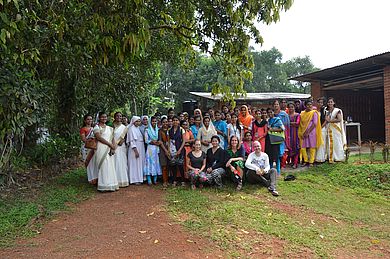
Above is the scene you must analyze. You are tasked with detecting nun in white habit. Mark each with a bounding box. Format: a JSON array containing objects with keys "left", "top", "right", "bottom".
[{"left": 127, "top": 116, "right": 145, "bottom": 184}]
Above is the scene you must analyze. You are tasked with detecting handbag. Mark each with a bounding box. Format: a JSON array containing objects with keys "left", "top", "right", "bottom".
[
  {"left": 268, "top": 131, "right": 285, "bottom": 145},
  {"left": 169, "top": 156, "right": 184, "bottom": 166},
  {"left": 85, "top": 138, "right": 97, "bottom": 150},
  {"left": 84, "top": 128, "right": 97, "bottom": 150}
]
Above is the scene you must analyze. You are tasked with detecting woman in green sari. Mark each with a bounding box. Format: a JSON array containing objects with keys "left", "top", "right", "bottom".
[{"left": 226, "top": 135, "right": 245, "bottom": 191}]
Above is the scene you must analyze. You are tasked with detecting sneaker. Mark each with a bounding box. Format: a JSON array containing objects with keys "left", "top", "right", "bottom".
[
  {"left": 268, "top": 187, "right": 279, "bottom": 196},
  {"left": 236, "top": 181, "right": 242, "bottom": 191}
]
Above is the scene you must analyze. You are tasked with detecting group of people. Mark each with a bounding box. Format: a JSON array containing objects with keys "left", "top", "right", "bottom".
[{"left": 79, "top": 97, "right": 346, "bottom": 196}]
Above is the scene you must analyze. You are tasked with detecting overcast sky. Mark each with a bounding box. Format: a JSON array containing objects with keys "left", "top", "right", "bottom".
[{"left": 253, "top": 0, "right": 390, "bottom": 69}]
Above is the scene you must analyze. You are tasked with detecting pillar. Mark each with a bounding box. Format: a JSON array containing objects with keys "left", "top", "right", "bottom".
[
  {"left": 384, "top": 66, "right": 390, "bottom": 144},
  {"left": 310, "top": 81, "right": 322, "bottom": 102}
]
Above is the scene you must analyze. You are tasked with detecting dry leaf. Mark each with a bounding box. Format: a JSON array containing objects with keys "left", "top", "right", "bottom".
[
  {"left": 147, "top": 211, "right": 155, "bottom": 217},
  {"left": 371, "top": 239, "right": 380, "bottom": 244},
  {"left": 241, "top": 229, "right": 249, "bottom": 234},
  {"left": 267, "top": 212, "right": 272, "bottom": 216},
  {"left": 119, "top": 239, "right": 123, "bottom": 243},
  {"left": 186, "top": 239, "right": 194, "bottom": 243},
  {"left": 319, "top": 235, "right": 324, "bottom": 239},
  {"left": 154, "top": 239, "right": 159, "bottom": 244},
  {"left": 240, "top": 195, "right": 246, "bottom": 200},
  {"left": 332, "top": 218, "right": 339, "bottom": 223},
  {"left": 311, "top": 220, "right": 315, "bottom": 225},
  {"left": 139, "top": 230, "right": 147, "bottom": 234},
  {"left": 173, "top": 200, "right": 179, "bottom": 203},
  {"left": 226, "top": 193, "right": 231, "bottom": 197}
]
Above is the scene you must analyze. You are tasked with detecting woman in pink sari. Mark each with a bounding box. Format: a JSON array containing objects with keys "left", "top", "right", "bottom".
[{"left": 287, "top": 102, "right": 300, "bottom": 168}]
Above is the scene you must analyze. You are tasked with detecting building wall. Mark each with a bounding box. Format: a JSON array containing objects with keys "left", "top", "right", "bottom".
[
  {"left": 325, "top": 89, "right": 385, "bottom": 143},
  {"left": 384, "top": 66, "right": 390, "bottom": 144}
]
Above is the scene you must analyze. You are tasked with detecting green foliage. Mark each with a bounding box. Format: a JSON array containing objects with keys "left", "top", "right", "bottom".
[
  {"left": 24, "top": 134, "right": 80, "bottom": 166},
  {"left": 160, "top": 48, "right": 318, "bottom": 108},
  {"left": 0, "top": 168, "right": 95, "bottom": 247}
]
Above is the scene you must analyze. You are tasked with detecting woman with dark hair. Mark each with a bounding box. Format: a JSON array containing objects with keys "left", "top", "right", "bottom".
[
  {"left": 273, "top": 100, "right": 290, "bottom": 169},
  {"left": 158, "top": 117, "right": 171, "bottom": 187},
  {"left": 206, "top": 135, "right": 226, "bottom": 188},
  {"left": 80, "top": 114, "right": 97, "bottom": 184},
  {"left": 187, "top": 139, "right": 207, "bottom": 190},
  {"left": 197, "top": 116, "right": 217, "bottom": 153},
  {"left": 252, "top": 109, "right": 268, "bottom": 152},
  {"left": 213, "top": 110, "right": 228, "bottom": 149},
  {"left": 181, "top": 119, "right": 195, "bottom": 175},
  {"left": 190, "top": 115, "right": 202, "bottom": 139},
  {"left": 226, "top": 136, "right": 245, "bottom": 191},
  {"left": 144, "top": 116, "right": 162, "bottom": 185},
  {"left": 113, "top": 112, "right": 129, "bottom": 187},
  {"left": 298, "top": 100, "right": 323, "bottom": 167},
  {"left": 242, "top": 131, "right": 254, "bottom": 158},
  {"left": 169, "top": 116, "right": 186, "bottom": 186},
  {"left": 324, "top": 97, "right": 346, "bottom": 162},
  {"left": 265, "top": 108, "right": 284, "bottom": 174},
  {"left": 287, "top": 102, "right": 300, "bottom": 168},
  {"left": 94, "top": 112, "right": 119, "bottom": 191},
  {"left": 227, "top": 113, "right": 243, "bottom": 146}
]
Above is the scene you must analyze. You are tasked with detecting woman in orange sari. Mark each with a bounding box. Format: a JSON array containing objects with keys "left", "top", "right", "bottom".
[
  {"left": 181, "top": 120, "right": 195, "bottom": 177},
  {"left": 238, "top": 105, "right": 253, "bottom": 133}
]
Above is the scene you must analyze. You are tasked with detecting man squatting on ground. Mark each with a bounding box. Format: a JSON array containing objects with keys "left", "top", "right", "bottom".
[{"left": 245, "top": 141, "right": 279, "bottom": 196}]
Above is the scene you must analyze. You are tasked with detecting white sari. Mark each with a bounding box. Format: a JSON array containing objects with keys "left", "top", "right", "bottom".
[
  {"left": 315, "top": 126, "right": 328, "bottom": 162},
  {"left": 94, "top": 125, "right": 119, "bottom": 191},
  {"left": 127, "top": 117, "right": 145, "bottom": 184},
  {"left": 113, "top": 124, "right": 129, "bottom": 187},
  {"left": 326, "top": 108, "right": 347, "bottom": 162}
]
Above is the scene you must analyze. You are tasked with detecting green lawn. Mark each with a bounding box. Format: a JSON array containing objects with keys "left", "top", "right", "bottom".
[
  {"left": 0, "top": 168, "right": 95, "bottom": 247},
  {"left": 166, "top": 161, "right": 390, "bottom": 258}
]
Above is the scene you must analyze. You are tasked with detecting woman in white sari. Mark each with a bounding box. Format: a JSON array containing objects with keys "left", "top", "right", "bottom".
[
  {"left": 127, "top": 116, "right": 145, "bottom": 184},
  {"left": 94, "top": 112, "right": 119, "bottom": 192},
  {"left": 325, "top": 97, "right": 347, "bottom": 162},
  {"left": 113, "top": 112, "right": 129, "bottom": 187}
]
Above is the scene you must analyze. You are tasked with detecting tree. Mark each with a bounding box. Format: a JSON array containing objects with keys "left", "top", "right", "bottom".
[{"left": 0, "top": 0, "right": 294, "bottom": 175}]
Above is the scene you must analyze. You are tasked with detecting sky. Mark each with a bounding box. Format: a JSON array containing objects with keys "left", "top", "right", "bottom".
[{"left": 254, "top": 0, "right": 390, "bottom": 69}]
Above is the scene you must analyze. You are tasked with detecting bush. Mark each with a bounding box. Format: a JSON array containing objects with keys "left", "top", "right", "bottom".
[
  {"left": 320, "top": 163, "right": 390, "bottom": 192},
  {"left": 24, "top": 133, "right": 80, "bottom": 166}
]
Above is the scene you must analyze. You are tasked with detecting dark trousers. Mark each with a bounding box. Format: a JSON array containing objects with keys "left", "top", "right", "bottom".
[{"left": 245, "top": 168, "right": 277, "bottom": 190}]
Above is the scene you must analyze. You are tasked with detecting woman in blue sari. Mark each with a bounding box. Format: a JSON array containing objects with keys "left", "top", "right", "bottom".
[
  {"left": 213, "top": 110, "right": 228, "bottom": 149},
  {"left": 144, "top": 116, "right": 162, "bottom": 185},
  {"left": 265, "top": 108, "right": 285, "bottom": 175},
  {"left": 273, "top": 100, "right": 290, "bottom": 169}
]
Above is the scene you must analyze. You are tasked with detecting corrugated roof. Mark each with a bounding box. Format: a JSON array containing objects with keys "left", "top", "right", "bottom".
[
  {"left": 190, "top": 92, "right": 311, "bottom": 101},
  {"left": 290, "top": 52, "right": 390, "bottom": 83}
]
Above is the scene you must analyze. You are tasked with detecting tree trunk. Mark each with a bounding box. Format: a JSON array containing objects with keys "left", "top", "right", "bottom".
[{"left": 56, "top": 73, "right": 77, "bottom": 136}]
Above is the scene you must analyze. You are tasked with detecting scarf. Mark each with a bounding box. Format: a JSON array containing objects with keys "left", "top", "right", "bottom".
[{"left": 147, "top": 118, "right": 159, "bottom": 141}]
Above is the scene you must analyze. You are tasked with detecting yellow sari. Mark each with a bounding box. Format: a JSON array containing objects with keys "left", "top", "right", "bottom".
[{"left": 298, "top": 110, "right": 323, "bottom": 148}]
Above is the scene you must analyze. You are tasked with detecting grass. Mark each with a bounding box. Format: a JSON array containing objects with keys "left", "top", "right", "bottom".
[
  {"left": 166, "top": 161, "right": 390, "bottom": 258},
  {"left": 0, "top": 168, "right": 95, "bottom": 247}
]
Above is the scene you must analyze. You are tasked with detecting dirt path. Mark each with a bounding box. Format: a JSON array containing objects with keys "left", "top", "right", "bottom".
[{"left": 0, "top": 186, "right": 224, "bottom": 259}]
